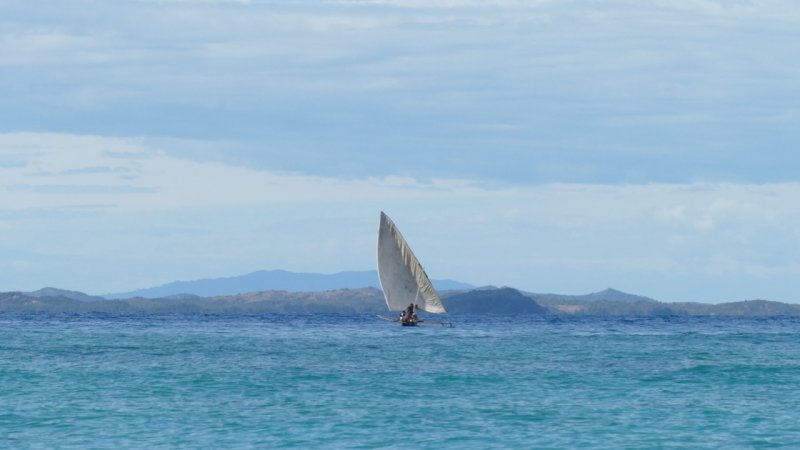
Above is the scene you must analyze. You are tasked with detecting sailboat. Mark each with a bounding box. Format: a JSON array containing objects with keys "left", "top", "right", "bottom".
[{"left": 376, "top": 212, "right": 450, "bottom": 327}]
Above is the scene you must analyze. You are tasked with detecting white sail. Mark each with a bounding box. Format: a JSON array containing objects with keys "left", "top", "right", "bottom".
[{"left": 376, "top": 212, "right": 446, "bottom": 314}]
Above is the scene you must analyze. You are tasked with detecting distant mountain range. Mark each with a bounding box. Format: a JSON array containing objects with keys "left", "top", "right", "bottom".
[
  {"left": 104, "top": 270, "right": 474, "bottom": 299},
  {"left": 27, "top": 287, "right": 107, "bottom": 303},
  {"left": 2, "top": 284, "right": 798, "bottom": 316}
]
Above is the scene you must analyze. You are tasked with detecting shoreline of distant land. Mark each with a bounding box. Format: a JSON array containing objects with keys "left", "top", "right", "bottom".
[{"left": 2, "top": 285, "right": 798, "bottom": 316}]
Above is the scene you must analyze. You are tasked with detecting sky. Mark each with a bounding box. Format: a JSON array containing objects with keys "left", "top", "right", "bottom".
[{"left": 1, "top": 0, "right": 799, "bottom": 302}]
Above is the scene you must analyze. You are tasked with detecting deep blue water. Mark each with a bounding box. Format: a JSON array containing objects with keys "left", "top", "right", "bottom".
[{"left": 2, "top": 314, "right": 800, "bottom": 448}]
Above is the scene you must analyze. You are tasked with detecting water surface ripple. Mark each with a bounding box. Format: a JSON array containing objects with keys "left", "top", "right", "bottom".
[{"left": 2, "top": 314, "right": 800, "bottom": 448}]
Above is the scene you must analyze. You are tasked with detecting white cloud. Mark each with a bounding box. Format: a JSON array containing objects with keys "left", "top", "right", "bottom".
[
  {"left": 0, "top": 29, "right": 125, "bottom": 67},
  {"left": 2, "top": 133, "right": 799, "bottom": 300},
  {"left": 0, "top": 132, "right": 471, "bottom": 211},
  {"left": 3, "top": 0, "right": 800, "bottom": 299},
  {"left": 3, "top": 1, "right": 799, "bottom": 187},
  {"left": 3, "top": 133, "right": 800, "bottom": 227}
]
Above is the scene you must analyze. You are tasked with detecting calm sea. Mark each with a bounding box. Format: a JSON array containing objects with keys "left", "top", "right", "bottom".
[{"left": 2, "top": 313, "right": 800, "bottom": 449}]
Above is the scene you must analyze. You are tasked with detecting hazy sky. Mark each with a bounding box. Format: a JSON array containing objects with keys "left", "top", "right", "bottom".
[{"left": 2, "top": 0, "right": 799, "bottom": 301}]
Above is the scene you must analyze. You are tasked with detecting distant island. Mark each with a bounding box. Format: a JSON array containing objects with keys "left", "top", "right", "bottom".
[
  {"left": 2, "top": 284, "right": 799, "bottom": 316},
  {"left": 103, "top": 269, "right": 474, "bottom": 299}
]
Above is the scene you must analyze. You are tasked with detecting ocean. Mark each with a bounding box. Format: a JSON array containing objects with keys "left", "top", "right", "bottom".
[{"left": 2, "top": 313, "right": 800, "bottom": 448}]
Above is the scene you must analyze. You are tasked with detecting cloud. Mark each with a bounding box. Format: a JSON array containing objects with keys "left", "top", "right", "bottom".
[
  {"left": 3, "top": 133, "right": 800, "bottom": 226},
  {"left": 0, "top": 132, "right": 472, "bottom": 211},
  {"left": 2, "top": 133, "right": 799, "bottom": 295},
  {"left": 0, "top": 30, "right": 94, "bottom": 65},
  {"left": 3, "top": 0, "right": 799, "bottom": 185},
  {"left": 3, "top": 0, "right": 800, "bottom": 298}
]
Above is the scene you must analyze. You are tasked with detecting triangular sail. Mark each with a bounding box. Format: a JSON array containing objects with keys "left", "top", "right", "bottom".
[{"left": 376, "top": 212, "right": 446, "bottom": 314}]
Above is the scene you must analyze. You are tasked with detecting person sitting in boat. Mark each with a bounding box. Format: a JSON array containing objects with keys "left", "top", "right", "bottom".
[{"left": 402, "top": 303, "right": 416, "bottom": 323}]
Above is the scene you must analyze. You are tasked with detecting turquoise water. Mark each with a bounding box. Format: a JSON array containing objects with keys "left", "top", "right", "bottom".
[{"left": 2, "top": 314, "right": 800, "bottom": 448}]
